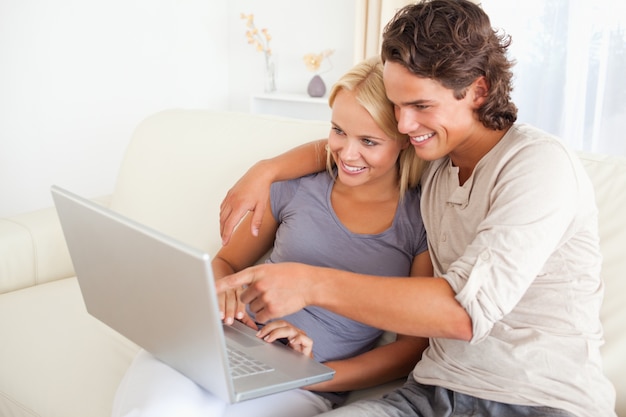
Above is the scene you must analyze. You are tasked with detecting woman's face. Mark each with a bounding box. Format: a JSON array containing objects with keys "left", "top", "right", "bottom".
[{"left": 328, "top": 89, "right": 407, "bottom": 189}]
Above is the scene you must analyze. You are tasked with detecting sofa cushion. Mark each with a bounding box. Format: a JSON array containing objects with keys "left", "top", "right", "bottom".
[{"left": 0, "top": 278, "right": 139, "bottom": 417}]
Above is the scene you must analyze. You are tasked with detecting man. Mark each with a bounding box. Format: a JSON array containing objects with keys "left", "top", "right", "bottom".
[{"left": 217, "top": 1, "right": 616, "bottom": 415}]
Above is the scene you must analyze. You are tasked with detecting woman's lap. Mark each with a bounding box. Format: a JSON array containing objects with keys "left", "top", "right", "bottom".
[
  {"left": 111, "top": 349, "right": 331, "bottom": 417},
  {"left": 113, "top": 351, "right": 574, "bottom": 417}
]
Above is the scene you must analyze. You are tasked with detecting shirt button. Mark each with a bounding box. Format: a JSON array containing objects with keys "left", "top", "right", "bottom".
[{"left": 480, "top": 252, "right": 490, "bottom": 261}]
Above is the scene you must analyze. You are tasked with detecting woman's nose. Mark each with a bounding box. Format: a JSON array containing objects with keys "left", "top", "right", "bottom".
[{"left": 341, "top": 139, "right": 361, "bottom": 160}]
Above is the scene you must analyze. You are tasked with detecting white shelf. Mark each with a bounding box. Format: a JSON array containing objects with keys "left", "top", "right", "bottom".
[
  {"left": 253, "top": 92, "right": 328, "bottom": 104},
  {"left": 250, "top": 92, "right": 331, "bottom": 121}
]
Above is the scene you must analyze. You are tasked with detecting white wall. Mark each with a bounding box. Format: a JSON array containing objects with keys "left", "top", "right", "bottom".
[{"left": 0, "top": 0, "right": 356, "bottom": 217}]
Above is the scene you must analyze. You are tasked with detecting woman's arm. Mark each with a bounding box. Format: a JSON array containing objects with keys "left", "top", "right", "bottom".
[
  {"left": 220, "top": 139, "right": 327, "bottom": 245},
  {"left": 307, "top": 334, "right": 428, "bottom": 392}
]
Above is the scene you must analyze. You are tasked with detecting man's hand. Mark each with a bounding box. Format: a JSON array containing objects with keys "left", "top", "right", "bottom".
[
  {"left": 219, "top": 162, "right": 272, "bottom": 245},
  {"left": 215, "top": 263, "right": 313, "bottom": 323},
  {"left": 219, "top": 140, "right": 327, "bottom": 245}
]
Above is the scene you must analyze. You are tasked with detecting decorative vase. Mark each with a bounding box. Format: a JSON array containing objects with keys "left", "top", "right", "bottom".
[
  {"left": 264, "top": 52, "right": 276, "bottom": 93},
  {"left": 307, "top": 74, "right": 326, "bottom": 97}
]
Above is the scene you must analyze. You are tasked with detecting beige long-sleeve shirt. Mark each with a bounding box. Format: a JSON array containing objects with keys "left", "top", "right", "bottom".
[{"left": 415, "top": 124, "right": 616, "bottom": 417}]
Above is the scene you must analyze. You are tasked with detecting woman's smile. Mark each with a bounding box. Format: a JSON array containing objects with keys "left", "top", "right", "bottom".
[{"left": 339, "top": 160, "right": 366, "bottom": 174}]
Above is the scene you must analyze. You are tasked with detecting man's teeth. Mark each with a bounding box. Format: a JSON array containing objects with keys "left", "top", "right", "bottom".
[{"left": 412, "top": 132, "right": 435, "bottom": 142}]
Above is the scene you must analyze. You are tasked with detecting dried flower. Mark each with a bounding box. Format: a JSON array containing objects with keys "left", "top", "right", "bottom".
[
  {"left": 303, "top": 49, "right": 335, "bottom": 73},
  {"left": 241, "top": 13, "right": 272, "bottom": 56}
]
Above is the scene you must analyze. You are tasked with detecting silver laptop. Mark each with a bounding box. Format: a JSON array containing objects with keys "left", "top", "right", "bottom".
[{"left": 51, "top": 185, "right": 334, "bottom": 404}]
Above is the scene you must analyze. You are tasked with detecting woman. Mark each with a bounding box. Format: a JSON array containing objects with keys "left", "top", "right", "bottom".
[{"left": 111, "top": 57, "right": 431, "bottom": 417}]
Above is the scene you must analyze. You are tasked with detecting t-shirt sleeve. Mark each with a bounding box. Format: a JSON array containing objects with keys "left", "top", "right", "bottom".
[{"left": 270, "top": 177, "right": 302, "bottom": 222}]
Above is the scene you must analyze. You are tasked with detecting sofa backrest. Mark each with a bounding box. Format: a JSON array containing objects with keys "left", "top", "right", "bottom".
[
  {"left": 109, "top": 109, "right": 330, "bottom": 256},
  {"left": 577, "top": 151, "right": 626, "bottom": 412}
]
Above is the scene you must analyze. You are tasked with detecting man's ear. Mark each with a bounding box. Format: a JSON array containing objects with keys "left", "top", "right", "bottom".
[{"left": 471, "top": 76, "right": 489, "bottom": 107}]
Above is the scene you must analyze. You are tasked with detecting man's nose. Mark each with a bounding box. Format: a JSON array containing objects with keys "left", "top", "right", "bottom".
[{"left": 396, "top": 108, "right": 419, "bottom": 135}]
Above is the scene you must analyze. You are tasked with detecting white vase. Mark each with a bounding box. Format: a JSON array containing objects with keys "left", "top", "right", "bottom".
[{"left": 264, "top": 53, "right": 276, "bottom": 93}]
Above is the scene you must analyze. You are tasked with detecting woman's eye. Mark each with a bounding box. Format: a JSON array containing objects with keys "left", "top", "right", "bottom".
[
  {"left": 362, "top": 138, "right": 376, "bottom": 146},
  {"left": 332, "top": 127, "right": 345, "bottom": 135}
]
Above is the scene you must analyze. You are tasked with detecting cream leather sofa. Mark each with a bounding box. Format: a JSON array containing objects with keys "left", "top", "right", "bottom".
[{"left": 1, "top": 109, "right": 624, "bottom": 417}]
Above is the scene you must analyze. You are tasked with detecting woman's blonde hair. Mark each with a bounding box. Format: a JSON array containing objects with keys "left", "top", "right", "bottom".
[{"left": 327, "top": 57, "right": 425, "bottom": 198}]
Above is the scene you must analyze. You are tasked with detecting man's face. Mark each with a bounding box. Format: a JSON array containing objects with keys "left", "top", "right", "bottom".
[{"left": 383, "top": 61, "right": 482, "bottom": 163}]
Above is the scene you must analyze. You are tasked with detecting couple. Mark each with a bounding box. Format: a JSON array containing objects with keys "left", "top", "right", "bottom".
[{"left": 115, "top": 1, "right": 616, "bottom": 416}]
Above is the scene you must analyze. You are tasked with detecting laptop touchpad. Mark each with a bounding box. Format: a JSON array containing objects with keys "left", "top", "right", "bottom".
[{"left": 223, "top": 323, "right": 265, "bottom": 348}]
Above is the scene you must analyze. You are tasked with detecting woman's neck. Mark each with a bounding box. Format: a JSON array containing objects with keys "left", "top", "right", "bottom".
[{"left": 330, "top": 172, "right": 401, "bottom": 234}]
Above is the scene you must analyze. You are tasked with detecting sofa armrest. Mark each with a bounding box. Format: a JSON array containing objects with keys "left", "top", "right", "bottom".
[
  {"left": 0, "top": 195, "right": 111, "bottom": 294},
  {"left": 0, "top": 207, "right": 74, "bottom": 294}
]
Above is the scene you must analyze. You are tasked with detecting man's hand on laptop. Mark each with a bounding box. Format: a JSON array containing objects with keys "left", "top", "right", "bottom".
[
  {"left": 215, "top": 263, "right": 312, "bottom": 324},
  {"left": 218, "top": 286, "right": 258, "bottom": 330}
]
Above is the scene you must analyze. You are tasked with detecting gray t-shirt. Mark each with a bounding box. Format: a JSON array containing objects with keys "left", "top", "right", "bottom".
[
  {"left": 265, "top": 171, "right": 427, "bottom": 363},
  {"left": 416, "top": 124, "right": 615, "bottom": 417}
]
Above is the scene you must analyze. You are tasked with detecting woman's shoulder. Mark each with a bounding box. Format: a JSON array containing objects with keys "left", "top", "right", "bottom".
[
  {"left": 271, "top": 171, "right": 332, "bottom": 211},
  {"left": 273, "top": 171, "right": 330, "bottom": 192}
]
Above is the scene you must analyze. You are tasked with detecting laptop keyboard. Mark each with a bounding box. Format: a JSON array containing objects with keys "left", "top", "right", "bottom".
[{"left": 227, "top": 346, "right": 275, "bottom": 379}]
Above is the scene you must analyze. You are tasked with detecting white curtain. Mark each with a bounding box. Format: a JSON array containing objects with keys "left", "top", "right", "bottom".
[
  {"left": 353, "top": 0, "right": 415, "bottom": 62},
  {"left": 482, "top": 0, "right": 626, "bottom": 156}
]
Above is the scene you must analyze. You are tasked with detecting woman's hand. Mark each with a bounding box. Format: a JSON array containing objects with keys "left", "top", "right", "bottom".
[{"left": 257, "top": 320, "right": 313, "bottom": 358}]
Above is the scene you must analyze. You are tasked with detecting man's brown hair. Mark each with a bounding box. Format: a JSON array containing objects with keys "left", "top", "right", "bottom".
[{"left": 381, "top": 0, "right": 518, "bottom": 130}]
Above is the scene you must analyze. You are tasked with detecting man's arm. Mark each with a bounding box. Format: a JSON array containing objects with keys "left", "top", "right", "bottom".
[
  {"left": 216, "top": 262, "right": 473, "bottom": 341},
  {"left": 306, "top": 250, "right": 433, "bottom": 392},
  {"left": 220, "top": 140, "right": 327, "bottom": 245},
  {"left": 212, "top": 196, "right": 278, "bottom": 327}
]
